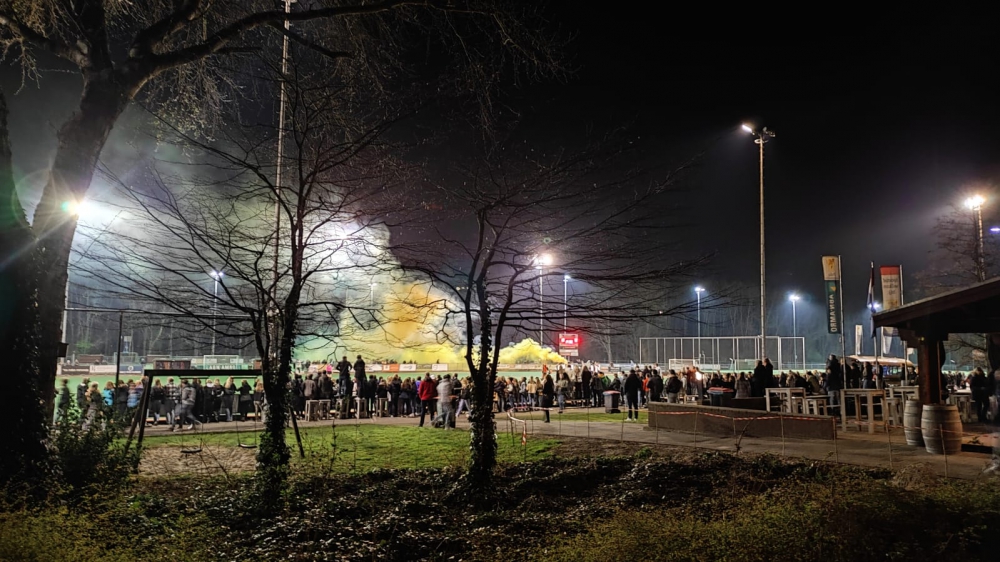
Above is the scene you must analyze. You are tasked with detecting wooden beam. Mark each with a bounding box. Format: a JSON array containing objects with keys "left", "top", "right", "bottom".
[{"left": 917, "top": 337, "right": 945, "bottom": 405}]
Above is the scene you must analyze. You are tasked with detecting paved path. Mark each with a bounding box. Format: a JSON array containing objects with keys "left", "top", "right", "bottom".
[{"left": 139, "top": 408, "right": 998, "bottom": 480}]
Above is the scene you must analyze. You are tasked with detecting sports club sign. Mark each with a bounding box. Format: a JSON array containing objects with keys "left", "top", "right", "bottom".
[
  {"left": 879, "top": 265, "right": 903, "bottom": 311},
  {"left": 821, "top": 256, "right": 842, "bottom": 334},
  {"left": 558, "top": 332, "right": 580, "bottom": 357}
]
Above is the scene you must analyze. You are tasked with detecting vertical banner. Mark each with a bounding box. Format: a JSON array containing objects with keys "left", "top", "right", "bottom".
[
  {"left": 881, "top": 328, "right": 892, "bottom": 356},
  {"left": 822, "top": 256, "right": 842, "bottom": 334},
  {"left": 855, "top": 324, "right": 863, "bottom": 355},
  {"left": 879, "top": 265, "right": 902, "bottom": 310}
]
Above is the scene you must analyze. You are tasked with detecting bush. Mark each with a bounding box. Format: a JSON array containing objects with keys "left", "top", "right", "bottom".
[
  {"left": 49, "top": 406, "right": 140, "bottom": 502},
  {"left": 544, "top": 476, "right": 1000, "bottom": 562}
]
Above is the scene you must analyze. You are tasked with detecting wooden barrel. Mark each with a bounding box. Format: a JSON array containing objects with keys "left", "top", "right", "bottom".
[
  {"left": 921, "top": 404, "right": 962, "bottom": 455},
  {"left": 903, "top": 399, "right": 924, "bottom": 447}
]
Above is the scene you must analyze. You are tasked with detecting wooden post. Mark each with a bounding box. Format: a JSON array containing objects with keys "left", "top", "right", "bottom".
[{"left": 916, "top": 337, "right": 945, "bottom": 405}]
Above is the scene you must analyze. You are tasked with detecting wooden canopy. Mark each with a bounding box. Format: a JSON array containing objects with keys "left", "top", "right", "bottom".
[{"left": 873, "top": 277, "right": 1000, "bottom": 404}]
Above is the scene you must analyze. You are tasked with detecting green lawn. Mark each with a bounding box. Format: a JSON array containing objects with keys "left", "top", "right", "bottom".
[{"left": 142, "top": 424, "right": 559, "bottom": 472}]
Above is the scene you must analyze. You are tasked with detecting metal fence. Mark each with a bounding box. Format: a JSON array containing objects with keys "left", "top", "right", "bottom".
[{"left": 638, "top": 336, "right": 806, "bottom": 372}]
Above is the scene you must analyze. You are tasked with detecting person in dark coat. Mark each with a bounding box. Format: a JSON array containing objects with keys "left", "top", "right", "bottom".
[
  {"left": 541, "top": 374, "right": 555, "bottom": 423},
  {"left": 623, "top": 370, "right": 642, "bottom": 421},
  {"left": 825, "top": 355, "right": 844, "bottom": 414},
  {"left": 581, "top": 365, "right": 592, "bottom": 406},
  {"left": 764, "top": 358, "right": 775, "bottom": 388},
  {"left": 647, "top": 371, "right": 664, "bottom": 403},
  {"left": 751, "top": 360, "right": 768, "bottom": 398},
  {"left": 971, "top": 367, "right": 989, "bottom": 423}
]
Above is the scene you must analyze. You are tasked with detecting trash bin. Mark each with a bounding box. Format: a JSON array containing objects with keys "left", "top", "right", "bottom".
[
  {"left": 603, "top": 391, "right": 621, "bottom": 413},
  {"left": 708, "top": 387, "right": 734, "bottom": 407}
]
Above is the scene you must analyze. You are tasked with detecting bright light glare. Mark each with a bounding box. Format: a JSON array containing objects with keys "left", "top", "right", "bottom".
[
  {"left": 991, "top": 226, "right": 1000, "bottom": 233},
  {"left": 535, "top": 253, "right": 553, "bottom": 267},
  {"left": 210, "top": 270, "right": 224, "bottom": 279},
  {"left": 741, "top": 123, "right": 754, "bottom": 133},
  {"left": 789, "top": 293, "right": 800, "bottom": 302},
  {"left": 61, "top": 199, "right": 94, "bottom": 218},
  {"left": 563, "top": 274, "right": 571, "bottom": 281},
  {"left": 872, "top": 302, "right": 881, "bottom": 311},
  {"left": 694, "top": 286, "right": 704, "bottom": 293},
  {"left": 965, "top": 195, "right": 985, "bottom": 209}
]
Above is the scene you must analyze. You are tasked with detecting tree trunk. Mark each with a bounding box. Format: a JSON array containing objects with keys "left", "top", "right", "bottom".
[
  {"left": 0, "top": 92, "right": 50, "bottom": 488},
  {"left": 32, "top": 75, "right": 130, "bottom": 415},
  {"left": 467, "top": 313, "right": 497, "bottom": 487},
  {"left": 255, "top": 285, "right": 301, "bottom": 500}
]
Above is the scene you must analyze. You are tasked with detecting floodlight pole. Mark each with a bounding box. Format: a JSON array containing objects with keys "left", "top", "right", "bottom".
[
  {"left": 539, "top": 273, "right": 544, "bottom": 346},
  {"left": 749, "top": 127, "right": 775, "bottom": 359},
  {"left": 270, "top": 0, "right": 294, "bottom": 362}
]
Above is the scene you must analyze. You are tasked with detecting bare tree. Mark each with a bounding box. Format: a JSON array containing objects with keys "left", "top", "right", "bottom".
[
  {"left": 0, "top": 0, "right": 562, "bottom": 446},
  {"left": 73, "top": 62, "right": 405, "bottom": 495},
  {"left": 393, "top": 135, "right": 706, "bottom": 487},
  {"left": 917, "top": 203, "right": 1000, "bottom": 367}
]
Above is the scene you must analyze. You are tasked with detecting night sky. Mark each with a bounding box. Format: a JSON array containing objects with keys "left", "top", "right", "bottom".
[
  {"left": 4, "top": 5, "right": 1000, "bottom": 348},
  {"left": 520, "top": 4, "right": 1000, "bottom": 338}
]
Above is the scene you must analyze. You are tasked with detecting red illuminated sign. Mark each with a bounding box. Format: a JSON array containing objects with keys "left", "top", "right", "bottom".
[{"left": 558, "top": 333, "right": 579, "bottom": 347}]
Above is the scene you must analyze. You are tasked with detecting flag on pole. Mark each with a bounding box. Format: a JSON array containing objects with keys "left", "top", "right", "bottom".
[{"left": 867, "top": 262, "right": 877, "bottom": 339}]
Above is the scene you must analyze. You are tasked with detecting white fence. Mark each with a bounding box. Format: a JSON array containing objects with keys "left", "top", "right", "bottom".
[{"left": 639, "top": 336, "right": 806, "bottom": 372}]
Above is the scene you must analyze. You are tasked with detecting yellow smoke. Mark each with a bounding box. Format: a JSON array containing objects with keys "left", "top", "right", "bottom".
[
  {"left": 297, "top": 279, "right": 567, "bottom": 368},
  {"left": 497, "top": 338, "right": 568, "bottom": 365}
]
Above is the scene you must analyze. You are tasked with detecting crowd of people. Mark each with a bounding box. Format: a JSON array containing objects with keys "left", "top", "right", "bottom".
[{"left": 55, "top": 353, "right": 1000, "bottom": 433}]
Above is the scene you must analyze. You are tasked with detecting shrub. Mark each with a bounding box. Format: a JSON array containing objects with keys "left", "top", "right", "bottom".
[{"left": 49, "top": 406, "right": 140, "bottom": 502}]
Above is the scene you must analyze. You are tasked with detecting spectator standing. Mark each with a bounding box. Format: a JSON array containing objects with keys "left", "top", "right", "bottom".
[
  {"left": 418, "top": 373, "right": 437, "bottom": 427},
  {"left": 541, "top": 374, "right": 555, "bottom": 423},
  {"left": 624, "top": 370, "right": 641, "bottom": 421}
]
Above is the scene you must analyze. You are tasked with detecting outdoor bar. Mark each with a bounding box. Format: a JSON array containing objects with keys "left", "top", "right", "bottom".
[{"left": 873, "top": 277, "right": 1000, "bottom": 454}]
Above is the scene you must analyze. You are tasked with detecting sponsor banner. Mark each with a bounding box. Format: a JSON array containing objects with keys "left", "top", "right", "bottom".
[
  {"left": 513, "top": 363, "right": 542, "bottom": 371},
  {"left": 203, "top": 355, "right": 240, "bottom": 365},
  {"left": 387, "top": 364, "right": 400, "bottom": 373},
  {"left": 59, "top": 365, "right": 91, "bottom": 376},
  {"left": 824, "top": 280, "right": 842, "bottom": 334},
  {"left": 822, "top": 256, "right": 841, "bottom": 281},
  {"left": 431, "top": 364, "right": 448, "bottom": 371},
  {"left": 153, "top": 359, "right": 191, "bottom": 371},
  {"left": 399, "top": 363, "right": 417, "bottom": 372},
  {"left": 368, "top": 364, "right": 383, "bottom": 372},
  {"left": 879, "top": 265, "right": 903, "bottom": 310},
  {"left": 559, "top": 348, "right": 579, "bottom": 357},
  {"left": 496, "top": 363, "right": 514, "bottom": 371},
  {"left": 855, "top": 325, "right": 863, "bottom": 355},
  {"left": 90, "top": 365, "right": 117, "bottom": 374}
]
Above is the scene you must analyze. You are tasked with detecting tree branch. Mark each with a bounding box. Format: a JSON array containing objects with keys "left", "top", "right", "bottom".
[
  {"left": 145, "top": 0, "right": 423, "bottom": 73},
  {"left": 0, "top": 12, "right": 88, "bottom": 67}
]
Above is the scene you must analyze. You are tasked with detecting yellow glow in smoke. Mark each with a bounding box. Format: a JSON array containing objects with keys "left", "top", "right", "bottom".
[{"left": 299, "top": 280, "right": 568, "bottom": 368}]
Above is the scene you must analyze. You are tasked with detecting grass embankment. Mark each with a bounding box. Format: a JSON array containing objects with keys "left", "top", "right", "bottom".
[{"left": 5, "top": 428, "right": 1000, "bottom": 561}]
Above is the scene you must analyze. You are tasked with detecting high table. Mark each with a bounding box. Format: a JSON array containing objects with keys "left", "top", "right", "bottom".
[
  {"left": 841, "top": 388, "right": 886, "bottom": 433},
  {"left": 948, "top": 392, "right": 974, "bottom": 422},
  {"left": 888, "top": 385, "right": 919, "bottom": 403},
  {"left": 766, "top": 387, "right": 806, "bottom": 413}
]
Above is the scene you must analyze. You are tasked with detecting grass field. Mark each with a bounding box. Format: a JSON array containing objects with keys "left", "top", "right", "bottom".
[{"left": 141, "top": 424, "right": 560, "bottom": 473}]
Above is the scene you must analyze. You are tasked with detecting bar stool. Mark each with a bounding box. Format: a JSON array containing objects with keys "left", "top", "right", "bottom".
[
  {"left": 684, "top": 395, "right": 699, "bottom": 404},
  {"left": 804, "top": 397, "right": 827, "bottom": 416},
  {"left": 376, "top": 397, "right": 389, "bottom": 417},
  {"left": 882, "top": 397, "right": 902, "bottom": 427}
]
